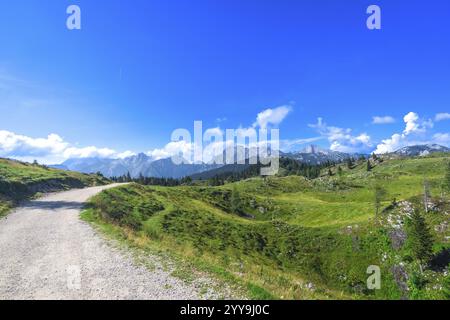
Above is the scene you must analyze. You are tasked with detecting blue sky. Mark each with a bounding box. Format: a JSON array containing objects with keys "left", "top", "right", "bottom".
[{"left": 0, "top": 0, "right": 449, "bottom": 163}]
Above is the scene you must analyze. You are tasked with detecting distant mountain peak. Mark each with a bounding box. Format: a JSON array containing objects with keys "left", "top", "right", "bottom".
[
  {"left": 300, "top": 145, "right": 330, "bottom": 155},
  {"left": 393, "top": 144, "right": 450, "bottom": 156},
  {"left": 51, "top": 152, "right": 221, "bottom": 179},
  {"left": 281, "top": 146, "right": 361, "bottom": 165}
]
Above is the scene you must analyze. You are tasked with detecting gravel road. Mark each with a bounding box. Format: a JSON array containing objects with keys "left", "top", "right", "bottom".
[{"left": 0, "top": 184, "right": 227, "bottom": 300}]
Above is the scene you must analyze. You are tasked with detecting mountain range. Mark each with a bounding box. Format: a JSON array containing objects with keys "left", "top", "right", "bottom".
[
  {"left": 52, "top": 153, "right": 221, "bottom": 179},
  {"left": 281, "top": 145, "right": 366, "bottom": 165},
  {"left": 51, "top": 144, "right": 449, "bottom": 179},
  {"left": 390, "top": 144, "right": 450, "bottom": 157}
]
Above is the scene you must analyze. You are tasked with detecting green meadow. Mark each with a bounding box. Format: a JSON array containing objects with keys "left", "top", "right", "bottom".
[{"left": 85, "top": 154, "right": 450, "bottom": 299}]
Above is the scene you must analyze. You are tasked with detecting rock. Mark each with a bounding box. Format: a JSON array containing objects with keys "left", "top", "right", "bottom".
[
  {"left": 389, "top": 229, "right": 407, "bottom": 250},
  {"left": 434, "top": 221, "right": 448, "bottom": 234},
  {"left": 391, "top": 264, "right": 409, "bottom": 298},
  {"left": 305, "top": 282, "right": 315, "bottom": 291}
]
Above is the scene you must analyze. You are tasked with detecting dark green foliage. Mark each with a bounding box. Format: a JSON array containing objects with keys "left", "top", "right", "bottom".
[
  {"left": 193, "top": 158, "right": 329, "bottom": 183},
  {"left": 279, "top": 157, "right": 328, "bottom": 179},
  {"left": 347, "top": 158, "right": 355, "bottom": 169},
  {"left": 111, "top": 174, "right": 183, "bottom": 186},
  {"left": 367, "top": 160, "right": 372, "bottom": 172},
  {"left": 374, "top": 184, "right": 387, "bottom": 216},
  {"left": 406, "top": 210, "right": 434, "bottom": 267},
  {"left": 230, "top": 187, "right": 243, "bottom": 215}
]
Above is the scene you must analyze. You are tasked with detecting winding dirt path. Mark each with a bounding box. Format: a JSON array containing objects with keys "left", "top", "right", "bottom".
[{"left": 0, "top": 184, "right": 217, "bottom": 300}]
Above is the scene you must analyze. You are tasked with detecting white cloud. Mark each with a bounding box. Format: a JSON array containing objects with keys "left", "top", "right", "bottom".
[
  {"left": 0, "top": 130, "right": 68, "bottom": 157},
  {"left": 116, "top": 150, "right": 137, "bottom": 159},
  {"left": 0, "top": 129, "right": 135, "bottom": 164},
  {"left": 374, "top": 112, "right": 444, "bottom": 154},
  {"left": 280, "top": 136, "right": 324, "bottom": 152},
  {"left": 433, "top": 133, "right": 450, "bottom": 144},
  {"left": 372, "top": 116, "right": 395, "bottom": 124},
  {"left": 373, "top": 133, "right": 404, "bottom": 154},
  {"left": 147, "top": 140, "right": 193, "bottom": 162},
  {"left": 308, "top": 118, "right": 373, "bottom": 153},
  {"left": 63, "top": 146, "right": 117, "bottom": 159},
  {"left": 403, "top": 112, "right": 433, "bottom": 135},
  {"left": 435, "top": 113, "right": 450, "bottom": 122},
  {"left": 403, "top": 112, "right": 421, "bottom": 135},
  {"left": 253, "top": 105, "right": 292, "bottom": 129}
]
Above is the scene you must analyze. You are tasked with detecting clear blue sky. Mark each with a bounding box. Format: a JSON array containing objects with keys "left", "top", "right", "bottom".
[{"left": 0, "top": 0, "right": 449, "bottom": 161}]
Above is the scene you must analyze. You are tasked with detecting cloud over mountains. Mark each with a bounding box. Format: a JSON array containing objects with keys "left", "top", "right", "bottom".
[
  {"left": 374, "top": 112, "right": 443, "bottom": 154},
  {"left": 0, "top": 108, "right": 449, "bottom": 164}
]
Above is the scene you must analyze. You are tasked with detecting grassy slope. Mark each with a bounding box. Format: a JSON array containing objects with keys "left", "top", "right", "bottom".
[
  {"left": 0, "top": 158, "right": 109, "bottom": 216},
  {"left": 85, "top": 155, "right": 450, "bottom": 299}
]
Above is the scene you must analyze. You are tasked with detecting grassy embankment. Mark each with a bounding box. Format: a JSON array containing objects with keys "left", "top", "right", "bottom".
[{"left": 83, "top": 154, "right": 450, "bottom": 299}]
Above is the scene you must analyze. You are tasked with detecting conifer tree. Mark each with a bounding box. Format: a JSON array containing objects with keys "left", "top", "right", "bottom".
[
  {"left": 374, "top": 184, "right": 387, "bottom": 216},
  {"left": 347, "top": 158, "right": 354, "bottom": 169},
  {"left": 230, "top": 187, "right": 242, "bottom": 215},
  {"left": 423, "top": 179, "right": 431, "bottom": 213},
  {"left": 407, "top": 210, "right": 434, "bottom": 271}
]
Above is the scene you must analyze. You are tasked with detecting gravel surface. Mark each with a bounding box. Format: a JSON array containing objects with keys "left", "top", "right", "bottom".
[{"left": 0, "top": 185, "right": 229, "bottom": 300}]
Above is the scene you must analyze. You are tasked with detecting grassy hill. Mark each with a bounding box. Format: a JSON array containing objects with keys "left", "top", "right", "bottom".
[
  {"left": 0, "top": 158, "right": 110, "bottom": 216},
  {"left": 84, "top": 154, "right": 450, "bottom": 299}
]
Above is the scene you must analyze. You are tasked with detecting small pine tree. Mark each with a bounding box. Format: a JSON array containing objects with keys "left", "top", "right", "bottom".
[
  {"left": 337, "top": 166, "right": 343, "bottom": 177},
  {"left": 423, "top": 179, "right": 431, "bottom": 213},
  {"left": 230, "top": 187, "right": 242, "bottom": 215},
  {"left": 328, "top": 168, "right": 333, "bottom": 177},
  {"left": 367, "top": 160, "right": 372, "bottom": 172},
  {"left": 407, "top": 210, "right": 434, "bottom": 271},
  {"left": 347, "top": 158, "right": 354, "bottom": 169},
  {"left": 374, "top": 184, "right": 387, "bottom": 216}
]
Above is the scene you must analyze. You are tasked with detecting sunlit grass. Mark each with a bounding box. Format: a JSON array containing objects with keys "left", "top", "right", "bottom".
[{"left": 85, "top": 154, "right": 450, "bottom": 300}]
